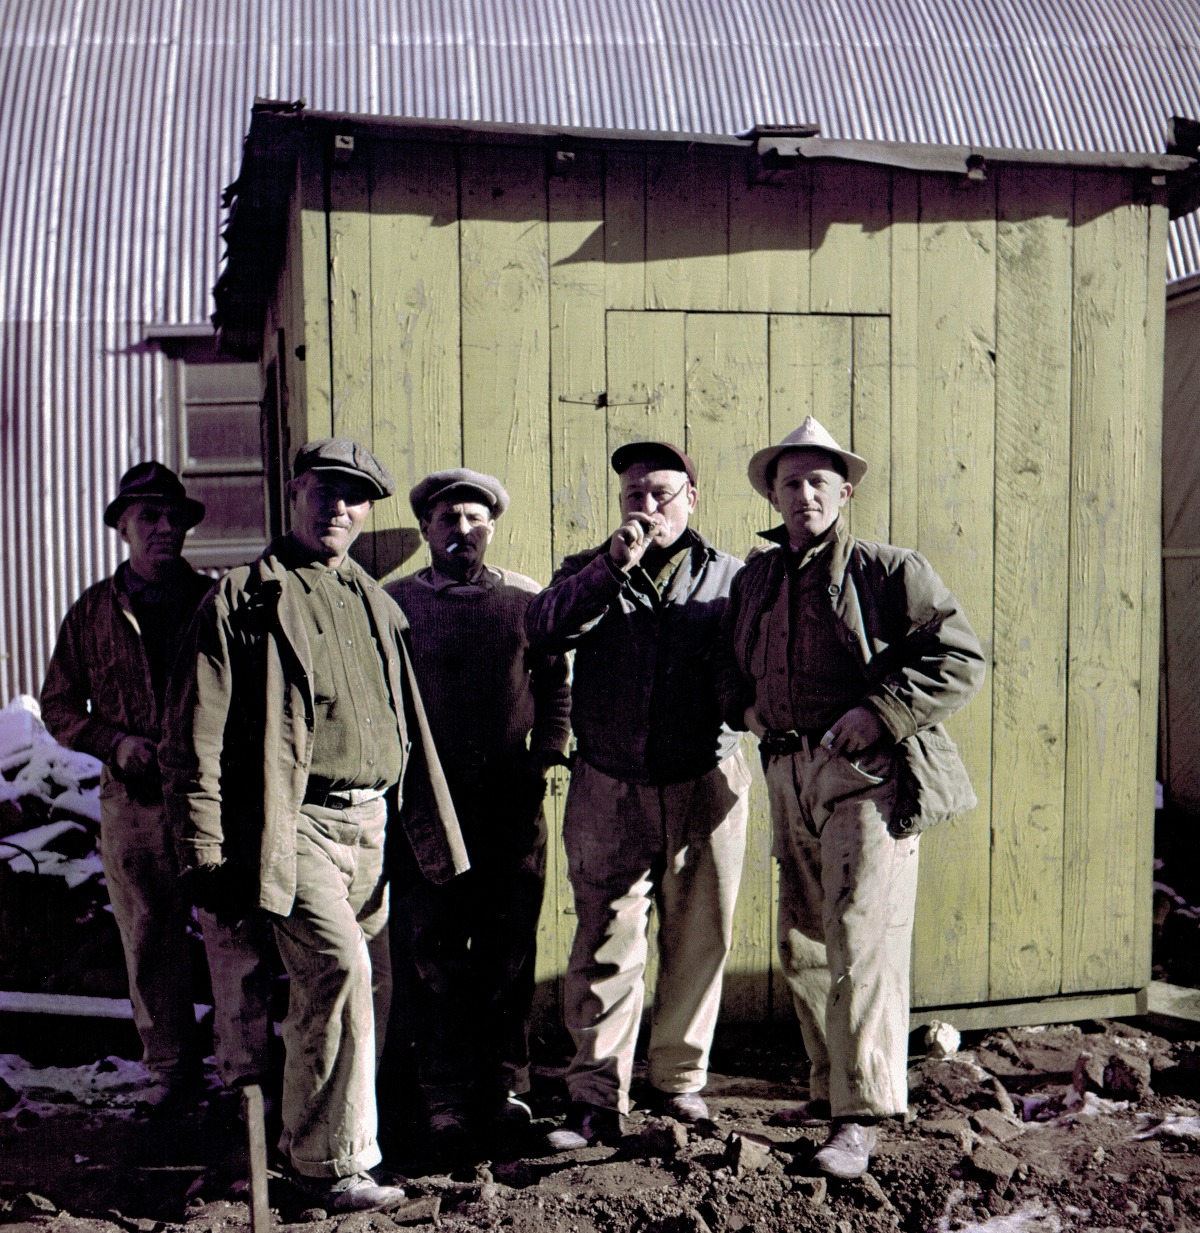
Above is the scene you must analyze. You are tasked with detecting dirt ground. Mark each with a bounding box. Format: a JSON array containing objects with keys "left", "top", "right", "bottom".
[{"left": 3, "top": 1018, "right": 1200, "bottom": 1233}]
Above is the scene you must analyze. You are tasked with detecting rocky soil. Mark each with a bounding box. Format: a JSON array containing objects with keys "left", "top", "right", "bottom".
[{"left": 3, "top": 1019, "right": 1200, "bottom": 1233}]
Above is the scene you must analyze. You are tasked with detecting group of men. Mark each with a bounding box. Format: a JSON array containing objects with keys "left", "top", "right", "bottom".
[{"left": 42, "top": 417, "right": 983, "bottom": 1212}]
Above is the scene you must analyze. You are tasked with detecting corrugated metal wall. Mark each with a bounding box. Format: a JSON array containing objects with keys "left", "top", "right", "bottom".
[{"left": 3, "top": 0, "right": 1199, "bottom": 701}]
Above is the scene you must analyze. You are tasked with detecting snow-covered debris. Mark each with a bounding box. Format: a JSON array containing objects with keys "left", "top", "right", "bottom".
[{"left": 0, "top": 695, "right": 102, "bottom": 847}]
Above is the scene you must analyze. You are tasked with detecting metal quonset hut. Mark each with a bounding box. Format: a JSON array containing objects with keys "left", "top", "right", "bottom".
[{"left": 215, "top": 103, "right": 1192, "bottom": 1028}]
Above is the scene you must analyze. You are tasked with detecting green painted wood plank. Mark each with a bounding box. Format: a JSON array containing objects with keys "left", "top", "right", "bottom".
[
  {"left": 910, "top": 173, "right": 996, "bottom": 1010},
  {"left": 988, "top": 167, "right": 1072, "bottom": 1001},
  {"left": 645, "top": 148, "right": 729, "bottom": 311},
  {"left": 1134, "top": 194, "right": 1168, "bottom": 987},
  {"left": 459, "top": 143, "right": 552, "bottom": 585},
  {"left": 367, "top": 140, "right": 461, "bottom": 583},
  {"left": 297, "top": 134, "right": 333, "bottom": 441},
  {"left": 605, "top": 150, "right": 645, "bottom": 311},
  {"left": 729, "top": 171, "right": 811, "bottom": 314},
  {"left": 1062, "top": 176, "right": 1149, "bottom": 994},
  {"left": 683, "top": 312, "right": 772, "bottom": 1021},
  {"left": 889, "top": 172, "right": 920, "bottom": 552},
  {"left": 604, "top": 310, "right": 686, "bottom": 522},
  {"left": 767, "top": 315, "right": 852, "bottom": 441},
  {"left": 810, "top": 163, "right": 892, "bottom": 314},
  {"left": 550, "top": 150, "right": 609, "bottom": 562},
  {"left": 849, "top": 316, "right": 890, "bottom": 545},
  {"left": 327, "top": 144, "right": 373, "bottom": 445}
]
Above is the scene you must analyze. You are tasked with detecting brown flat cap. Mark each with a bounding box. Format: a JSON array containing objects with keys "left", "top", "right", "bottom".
[
  {"left": 610, "top": 440, "right": 697, "bottom": 486},
  {"left": 293, "top": 438, "right": 395, "bottom": 499},
  {"left": 409, "top": 468, "right": 510, "bottom": 519},
  {"left": 747, "top": 416, "right": 868, "bottom": 497},
  {"left": 103, "top": 461, "right": 205, "bottom": 529}
]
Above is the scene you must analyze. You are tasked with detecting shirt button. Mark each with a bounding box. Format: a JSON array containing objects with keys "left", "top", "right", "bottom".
[
  {"left": 338, "top": 600, "right": 345, "bottom": 608},
  {"left": 365, "top": 717, "right": 372, "bottom": 725},
  {"left": 346, "top": 639, "right": 353, "bottom": 646}
]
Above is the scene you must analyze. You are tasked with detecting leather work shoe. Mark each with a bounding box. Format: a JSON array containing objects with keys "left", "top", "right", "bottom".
[
  {"left": 770, "top": 1098, "right": 832, "bottom": 1126},
  {"left": 812, "top": 1121, "right": 877, "bottom": 1179},
  {"left": 655, "top": 1091, "right": 709, "bottom": 1123},
  {"left": 488, "top": 1092, "right": 533, "bottom": 1129},
  {"left": 298, "top": 1171, "right": 407, "bottom": 1213},
  {"left": 545, "top": 1102, "right": 624, "bottom": 1151},
  {"left": 428, "top": 1106, "right": 473, "bottom": 1153}
]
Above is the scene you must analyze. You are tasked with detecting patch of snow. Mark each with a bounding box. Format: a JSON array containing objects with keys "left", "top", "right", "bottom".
[
  {"left": 1131, "top": 1113, "right": 1200, "bottom": 1141},
  {"left": 0, "top": 1053, "right": 155, "bottom": 1110},
  {"left": 935, "top": 1193, "right": 1062, "bottom": 1232}
]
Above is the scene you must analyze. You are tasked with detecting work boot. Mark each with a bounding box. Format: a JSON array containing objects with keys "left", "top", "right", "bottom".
[
  {"left": 545, "top": 1102, "right": 624, "bottom": 1151},
  {"left": 486, "top": 1091, "right": 533, "bottom": 1131},
  {"left": 428, "top": 1105, "right": 473, "bottom": 1154},
  {"left": 296, "top": 1171, "right": 407, "bottom": 1213},
  {"left": 812, "top": 1121, "right": 877, "bottom": 1178},
  {"left": 653, "top": 1090, "right": 709, "bottom": 1123}
]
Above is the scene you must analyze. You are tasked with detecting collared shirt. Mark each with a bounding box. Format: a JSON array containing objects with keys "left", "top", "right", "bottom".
[
  {"left": 286, "top": 548, "right": 403, "bottom": 791},
  {"left": 424, "top": 562, "right": 502, "bottom": 595}
]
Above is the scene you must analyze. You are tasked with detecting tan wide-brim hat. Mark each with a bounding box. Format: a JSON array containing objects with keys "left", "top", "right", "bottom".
[{"left": 747, "top": 416, "right": 869, "bottom": 498}]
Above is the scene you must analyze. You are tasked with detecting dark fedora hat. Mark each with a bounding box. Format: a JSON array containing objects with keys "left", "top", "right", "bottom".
[{"left": 103, "top": 461, "right": 206, "bottom": 529}]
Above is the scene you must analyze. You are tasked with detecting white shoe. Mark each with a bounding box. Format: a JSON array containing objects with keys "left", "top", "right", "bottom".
[
  {"left": 300, "top": 1171, "right": 407, "bottom": 1213},
  {"left": 812, "top": 1122, "right": 877, "bottom": 1179}
]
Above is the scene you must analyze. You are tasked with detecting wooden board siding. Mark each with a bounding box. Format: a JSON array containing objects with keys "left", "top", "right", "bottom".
[
  {"left": 274, "top": 131, "right": 1166, "bottom": 1026},
  {"left": 988, "top": 167, "right": 1072, "bottom": 1001},
  {"left": 1063, "top": 176, "right": 1151, "bottom": 994},
  {"left": 909, "top": 175, "right": 997, "bottom": 1008}
]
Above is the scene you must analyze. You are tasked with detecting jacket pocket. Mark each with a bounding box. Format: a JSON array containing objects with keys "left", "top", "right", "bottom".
[{"left": 891, "top": 726, "right": 977, "bottom": 837}]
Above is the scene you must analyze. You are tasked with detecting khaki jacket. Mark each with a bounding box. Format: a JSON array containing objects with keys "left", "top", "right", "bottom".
[
  {"left": 160, "top": 540, "right": 468, "bottom": 915},
  {"left": 721, "top": 522, "right": 986, "bottom": 834}
]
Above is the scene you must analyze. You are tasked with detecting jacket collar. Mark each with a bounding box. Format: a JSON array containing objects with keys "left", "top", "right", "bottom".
[{"left": 757, "top": 515, "right": 854, "bottom": 585}]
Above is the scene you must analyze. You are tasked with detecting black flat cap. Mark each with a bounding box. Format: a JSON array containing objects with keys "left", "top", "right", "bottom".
[
  {"left": 409, "top": 468, "right": 510, "bottom": 519},
  {"left": 293, "top": 438, "right": 395, "bottom": 499},
  {"left": 611, "top": 440, "right": 697, "bottom": 486},
  {"left": 103, "top": 461, "right": 206, "bottom": 529}
]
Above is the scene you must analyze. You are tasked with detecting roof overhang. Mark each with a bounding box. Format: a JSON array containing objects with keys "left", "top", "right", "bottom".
[{"left": 214, "top": 101, "right": 1198, "bottom": 359}]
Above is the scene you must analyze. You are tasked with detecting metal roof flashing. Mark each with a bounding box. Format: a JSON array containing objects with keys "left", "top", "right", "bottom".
[{"left": 214, "top": 104, "right": 1198, "bottom": 358}]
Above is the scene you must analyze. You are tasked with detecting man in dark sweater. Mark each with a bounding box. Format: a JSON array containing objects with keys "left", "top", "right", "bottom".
[
  {"left": 41, "top": 462, "right": 213, "bottom": 1107},
  {"left": 386, "top": 469, "right": 570, "bottom": 1151}
]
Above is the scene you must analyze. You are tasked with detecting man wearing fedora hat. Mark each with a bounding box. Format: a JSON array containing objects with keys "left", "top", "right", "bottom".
[
  {"left": 527, "top": 441, "right": 752, "bottom": 1149},
  {"left": 160, "top": 439, "right": 467, "bottom": 1212},
  {"left": 385, "top": 468, "right": 569, "bottom": 1151},
  {"left": 41, "top": 461, "right": 214, "bottom": 1107},
  {"left": 720, "top": 416, "right": 985, "bottom": 1179}
]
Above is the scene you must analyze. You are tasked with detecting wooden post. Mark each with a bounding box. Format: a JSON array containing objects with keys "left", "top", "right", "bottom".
[{"left": 241, "top": 1084, "right": 271, "bottom": 1233}]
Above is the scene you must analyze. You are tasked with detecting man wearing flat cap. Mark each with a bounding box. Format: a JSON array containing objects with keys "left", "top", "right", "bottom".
[
  {"left": 385, "top": 468, "right": 569, "bottom": 1150},
  {"left": 161, "top": 438, "right": 467, "bottom": 1212},
  {"left": 41, "top": 462, "right": 213, "bottom": 1108},
  {"left": 720, "top": 416, "right": 985, "bottom": 1179},
  {"left": 527, "top": 441, "right": 751, "bottom": 1149}
]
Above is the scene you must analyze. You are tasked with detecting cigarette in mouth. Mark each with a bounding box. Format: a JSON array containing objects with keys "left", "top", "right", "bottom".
[{"left": 446, "top": 543, "right": 459, "bottom": 554}]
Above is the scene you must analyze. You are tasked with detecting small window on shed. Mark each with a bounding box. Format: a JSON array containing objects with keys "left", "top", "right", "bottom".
[{"left": 147, "top": 326, "right": 268, "bottom": 570}]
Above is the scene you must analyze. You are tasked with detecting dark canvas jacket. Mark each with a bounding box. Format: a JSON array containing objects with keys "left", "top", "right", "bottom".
[
  {"left": 720, "top": 523, "right": 986, "bottom": 833},
  {"left": 525, "top": 530, "right": 742, "bottom": 785},
  {"left": 159, "top": 540, "right": 468, "bottom": 916},
  {"left": 41, "top": 563, "right": 214, "bottom": 762}
]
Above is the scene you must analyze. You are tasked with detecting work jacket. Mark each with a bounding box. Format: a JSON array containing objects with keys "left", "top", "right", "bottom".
[
  {"left": 41, "top": 563, "right": 214, "bottom": 762},
  {"left": 526, "top": 530, "right": 742, "bottom": 785},
  {"left": 720, "top": 522, "right": 986, "bottom": 833},
  {"left": 160, "top": 540, "right": 468, "bottom": 916}
]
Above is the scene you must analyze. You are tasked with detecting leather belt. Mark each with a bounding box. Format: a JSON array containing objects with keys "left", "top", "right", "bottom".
[
  {"left": 303, "top": 785, "right": 387, "bottom": 809},
  {"left": 758, "top": 728, "right": 827, "bottom": 759}
]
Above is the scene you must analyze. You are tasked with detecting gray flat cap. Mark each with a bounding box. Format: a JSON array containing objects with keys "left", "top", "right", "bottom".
[
  {"left": 410, "top": 468, "right": 510, "bottom": 519},
  {"left": 293, "top": 438, "right": 395, "bottom": 499}
]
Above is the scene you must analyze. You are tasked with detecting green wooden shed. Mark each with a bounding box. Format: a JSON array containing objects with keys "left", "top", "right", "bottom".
[{"left": 215, "top": 104, "right": 1194, "bottom": 1032}]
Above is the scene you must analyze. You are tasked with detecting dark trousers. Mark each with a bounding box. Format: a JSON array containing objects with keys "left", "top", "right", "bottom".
[{"left": 389, "top": 762, "right": 548, "bottom": 1111}]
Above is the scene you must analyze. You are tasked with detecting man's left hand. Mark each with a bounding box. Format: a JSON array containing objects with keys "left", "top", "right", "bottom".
[{"left": 821, "top": 706, "right": 885, "bottom": 755}]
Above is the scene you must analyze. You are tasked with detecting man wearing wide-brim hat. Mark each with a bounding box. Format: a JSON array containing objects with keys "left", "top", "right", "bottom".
[
  {"left": 41, "top": 461, "right": 215, "bottom": 1107},
  {"left": 385, "top": 468, "right": 570, "bottom": 1152},
  {"left": 719, "top": 417, "right": 985, "bottom": 1179},
  {"left": 161, "top": 439, "right": 467, "bottom": 1213}
]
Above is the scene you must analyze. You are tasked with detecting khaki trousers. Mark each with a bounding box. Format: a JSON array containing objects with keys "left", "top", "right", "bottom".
[
  {"left": 274, "top": 800, "right": 392, "bottom": 1179},
  {"left": 562, "top": 751, "right": 751, "bottom": 1114},
  {"left": 98, "top": 775, "right": 196, "bottom": 1079},
  {"left": 766, "top": 743, "right": 920, "bottom": 1120}
]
